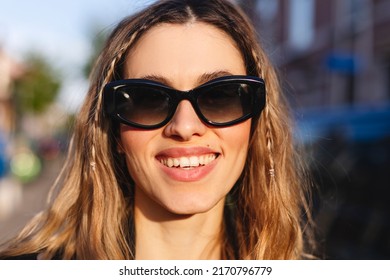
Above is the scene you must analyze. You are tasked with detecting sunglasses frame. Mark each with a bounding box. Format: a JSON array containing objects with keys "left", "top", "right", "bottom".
[{"left": 103, "top": 75, "right": 266, "bottom": 129}]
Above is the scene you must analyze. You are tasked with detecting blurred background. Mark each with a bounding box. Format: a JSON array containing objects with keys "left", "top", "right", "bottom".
[{"left": 0, "top": 0, "right": 389, "bottom": 259}]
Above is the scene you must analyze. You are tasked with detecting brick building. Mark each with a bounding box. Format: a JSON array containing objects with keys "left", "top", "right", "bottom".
[{"left": 239, "top": 0, "right": 390, "bottom": 108}]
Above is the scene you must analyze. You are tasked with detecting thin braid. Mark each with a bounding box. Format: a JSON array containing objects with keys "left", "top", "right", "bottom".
[
  {"left": 89, "top": 31, "right": 140, "bottom": 172},
  {"left": 265, "top": 107, "right": 276, "bottom": 179},
  {"left": 89, "top": 56, "right": 117, "bottom": 172},
  {"left": 250, "top": 46, "right": 276, "bottom": 180}
]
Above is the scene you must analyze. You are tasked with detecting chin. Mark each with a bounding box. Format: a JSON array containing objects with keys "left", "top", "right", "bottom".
[{"left": 161, "top": 195, "right": 224, "bottom": 216}]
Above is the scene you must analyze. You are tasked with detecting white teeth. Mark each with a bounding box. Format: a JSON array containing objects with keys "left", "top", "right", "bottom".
[
  {"left": 189, "top": 156, "right": 199, "bottom": 167},
  {"left": 179, "top": 157, "right": 190, "bottom": 168},
  {"left": 160, "top": 154, "right": 217, "bottom": 168}
]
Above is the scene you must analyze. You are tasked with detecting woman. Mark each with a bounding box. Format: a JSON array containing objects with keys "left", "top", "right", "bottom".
[{"left": 0, "top": 0, "right": 315, "bottom": 259}]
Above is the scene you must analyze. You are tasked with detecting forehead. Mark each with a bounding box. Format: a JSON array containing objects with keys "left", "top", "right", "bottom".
[{"left": 123, "top": 22, "right": 246, "bottom": 85}]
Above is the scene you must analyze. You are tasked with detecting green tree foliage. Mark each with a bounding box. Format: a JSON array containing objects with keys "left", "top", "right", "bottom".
[{"left": 14, "top": 52, "right": 61, "bottom": 114}]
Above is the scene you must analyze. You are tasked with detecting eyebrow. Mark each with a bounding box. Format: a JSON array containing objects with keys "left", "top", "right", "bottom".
[
  {"left": 139, "top": 70, "right": 235, "bottom": 88},
  {"left": 197, "top": 70, "right": 235, "bottom": 85},
  {"left": 139, "top": 74, "right": 171, "bottom": 85}
]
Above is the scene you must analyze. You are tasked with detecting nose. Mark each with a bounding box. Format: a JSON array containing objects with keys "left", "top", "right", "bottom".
[{"left": 163, "top": 100, "right": 207, "bottom": 141}]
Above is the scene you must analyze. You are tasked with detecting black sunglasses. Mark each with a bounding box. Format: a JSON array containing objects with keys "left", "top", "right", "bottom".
[{"left": 103, "top": 75, "right": 266, "bottom": 129}]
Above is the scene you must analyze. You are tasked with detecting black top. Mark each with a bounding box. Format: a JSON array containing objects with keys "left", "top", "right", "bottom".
[{"left": 2, "top": 253, "right": 39, "bottom": 260}]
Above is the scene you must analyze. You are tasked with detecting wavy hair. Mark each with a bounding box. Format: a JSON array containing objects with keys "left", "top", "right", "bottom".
[{"left": 0, "top": 0, "right": 315, "bottom": 259}]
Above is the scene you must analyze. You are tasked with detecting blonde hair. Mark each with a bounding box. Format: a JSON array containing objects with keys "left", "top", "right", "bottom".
[{"left": 0, "top": 0, "right": 315, "bottom": 259}]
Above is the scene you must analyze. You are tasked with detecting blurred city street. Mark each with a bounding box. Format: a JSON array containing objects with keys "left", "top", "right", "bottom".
[
  {"left": 0, "top": 0, "right": 389, "bottom": 260},
  {"left": 0, "top": 156, "right": 64, "bottom": 243}
]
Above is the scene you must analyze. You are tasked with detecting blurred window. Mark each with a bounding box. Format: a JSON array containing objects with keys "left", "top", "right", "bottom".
[{"left": 288, "top": 0, "right": 315, "bottom": 50}]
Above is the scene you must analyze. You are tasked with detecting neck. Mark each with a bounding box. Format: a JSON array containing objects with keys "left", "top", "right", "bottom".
[{"left": 134, "top": 189, "right": 225, "bottom": 260}]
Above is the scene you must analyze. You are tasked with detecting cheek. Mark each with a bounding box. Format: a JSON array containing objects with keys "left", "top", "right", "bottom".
[
  {"left": 119, "top": 133, "right": 140, "bottom": 152},
  {"left": 219, "top": 121, "right": 251, "bottom": 155},
  {"left": 118, "top": 127, "right": 155, "bottom": 175},
  {"left": 119, "top": 125, "right": 154, "bottom": 152}
]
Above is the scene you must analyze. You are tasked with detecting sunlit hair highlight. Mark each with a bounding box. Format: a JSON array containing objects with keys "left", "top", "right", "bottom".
[{"left": 0, "top": 0, "right": 315, "bottom": 259}]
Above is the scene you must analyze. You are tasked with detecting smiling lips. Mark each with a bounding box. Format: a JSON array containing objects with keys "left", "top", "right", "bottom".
[{"left": 156, "top": 148, "right": 219, "bottom": 181}]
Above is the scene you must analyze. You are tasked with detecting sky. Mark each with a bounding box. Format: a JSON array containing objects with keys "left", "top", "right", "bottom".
[{"left": 0, "top": 0, "right": 156, "bottom": 112}]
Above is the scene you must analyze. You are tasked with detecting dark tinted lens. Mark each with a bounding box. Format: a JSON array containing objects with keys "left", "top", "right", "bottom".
[
  {"left": 197, "top": 83, "right": 253, "bottom": 123},
  {"left": 116, "top": 86, "right": 170, "bottom": 126}
]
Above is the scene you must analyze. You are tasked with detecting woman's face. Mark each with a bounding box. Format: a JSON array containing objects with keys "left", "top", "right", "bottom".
[{"left": 120, "top": 22, "right": 251, "bottom": 215}]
